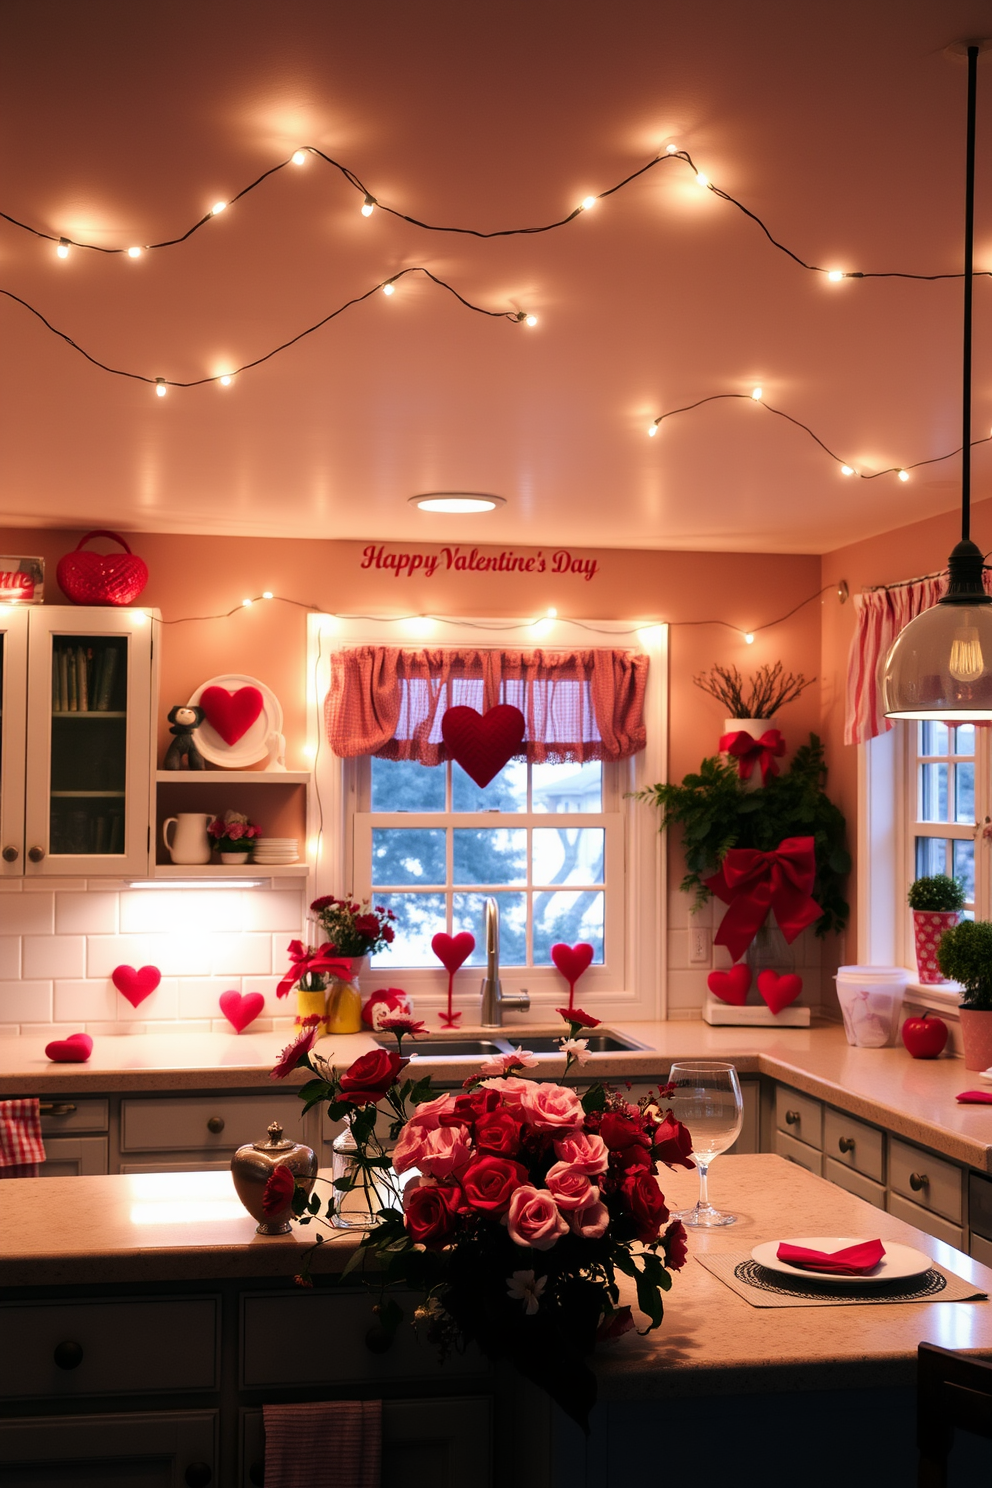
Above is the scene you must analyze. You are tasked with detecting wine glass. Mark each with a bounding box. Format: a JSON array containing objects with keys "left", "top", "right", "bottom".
[{"left": 667, "top": 1061, "right": 743, "bottom": 1227}]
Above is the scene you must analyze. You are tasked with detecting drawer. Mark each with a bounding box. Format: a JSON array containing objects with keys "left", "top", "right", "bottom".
[
  {"left": 889, "top": 1137, "right": 963, "bottom": 1223},
  {"left": 775, "top": 1086, "right": 822, "bottom": 1150},
  {"left": 121, "top": 1092, "right": 303, "bottom": 1152},
  {"left": 823, "top": 1107, "right": 884, "bottom": 1183},
  {"left": 0, "top": 1410, "right": 217, "bottom": 1483},
  {"left": 970, "top": 1232, "right": 992, "bottom": 1269},
  {"left": 39, "top": 1097, "right": 108, "bottom": 1134},
  {"left": 824, "top": 1155, "right": 886, "bottom": 1210},
  {"left": 969, "top": 1170, "right": 992, "bottom": 1240},
  {"left": 241, "top": 1292, "right": 490, "bottom": 1389},
  {"left": 887, "top": 1189, "right": 964, "bottom": 1250},
  {"left": 0, "top": 1297, "right": 218, "bottom": 1400},
  {"left": 40, "top": 1135, "right": 108, "bottom": 1177},
  {"left": 773, "top": 1127, "right": 822, "bottom": 1177}
]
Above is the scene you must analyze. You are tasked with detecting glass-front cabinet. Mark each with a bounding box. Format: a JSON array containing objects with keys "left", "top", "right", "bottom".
[{"left": 0, "top": 607, "right": 29, "bottom": 876}]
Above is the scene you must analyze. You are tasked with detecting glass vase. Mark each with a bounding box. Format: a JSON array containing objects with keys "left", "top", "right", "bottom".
[
  {"left": 745, "top": 920, "right": 795, "bottom": 979},
  {"left": 295, "top": 981, "right": 328, "bottom": 1030},
  {"left": 326, "top": 956, "right": 365, "bottom": 1034}
]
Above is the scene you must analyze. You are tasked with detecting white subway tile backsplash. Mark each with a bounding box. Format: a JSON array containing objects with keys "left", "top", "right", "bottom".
[
  {"left": 209, "top": 934, "right": 271, "bottom": 976},
  {"left": 0, "top": 980, "right": 53, "bottom": 1022},
  {"left": 240, "top": 890, "right": 305, "bottom": 933},
  {"left": 120, "top": 888, "right": 243, "bottom": 934},
  {"left": 0, "top": 938, "right": 20, "bottom": 979},
  {"left": 23, "top": 935, "right": 86, "bottom": 980},
  {"left": 0, "top": 894, "right": 54, "bottom": 934},
  {"left": 178, "top": 978, "right": 238, "bottom": 1019},
  {"left": 54, "top": 979, "right": 117, "bottom": 1022},
  {"left": 666, "top": 969, "right": 709, "bottom": 1011},
  {"left": 56, "top": 892, "right": 118, "bottom": 935},
  {"left": 117, "top": 978, "right": 179, "bottom": 1021}
]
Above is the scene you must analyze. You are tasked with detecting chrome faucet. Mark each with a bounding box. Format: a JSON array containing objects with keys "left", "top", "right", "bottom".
[{"left": 480, "top": 896, "right": 530, "bottom": 1028}]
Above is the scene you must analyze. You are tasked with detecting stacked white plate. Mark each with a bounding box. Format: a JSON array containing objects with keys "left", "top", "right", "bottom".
[{"left": 252, "top": 837, "right": 299, "bottom": 865}]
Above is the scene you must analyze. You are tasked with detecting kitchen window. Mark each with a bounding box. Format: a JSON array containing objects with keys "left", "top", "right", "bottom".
[{"left": 908, "top": 721, "right": 981, "bottom": 916}]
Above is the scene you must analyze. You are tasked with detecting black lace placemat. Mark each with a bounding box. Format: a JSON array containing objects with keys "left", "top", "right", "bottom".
[{"left": 695, "top": 1252, "right": 988, "bottom": 1308}]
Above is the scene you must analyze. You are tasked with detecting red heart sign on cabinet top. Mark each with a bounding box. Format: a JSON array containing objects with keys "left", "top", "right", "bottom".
[
  {"left": 112, "top": 965, "right": 161, "bottom": 1009},
  {"left": 199, "top": 685, "right": 264, "bottom": 746},
  {"left": 440, "top": 705, "right": 526, "bottom": 789}
]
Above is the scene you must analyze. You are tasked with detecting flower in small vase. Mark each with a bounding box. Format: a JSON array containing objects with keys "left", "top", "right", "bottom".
[
  {"left": 309, "top": 896, "right": 397, "bottom": 957},
  {"left": 208, "top": 810, "right": 261, "bottom": 854}
]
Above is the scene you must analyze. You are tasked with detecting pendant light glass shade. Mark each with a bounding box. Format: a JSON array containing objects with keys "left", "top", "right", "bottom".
[{"left": 881, "top": 599, "right": 992, "bottom": 721}]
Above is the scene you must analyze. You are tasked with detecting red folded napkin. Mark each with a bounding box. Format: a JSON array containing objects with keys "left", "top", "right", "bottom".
[
  {"left": 957, "top": 1091, "right": 992, "bottom": 1104},
  {"left": 776, "top": 1239, "right": 886, "bottom": 1274}
]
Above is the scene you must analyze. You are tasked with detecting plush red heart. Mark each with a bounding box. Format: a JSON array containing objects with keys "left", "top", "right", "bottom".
[
  {"left": 757, "top": 969, "right": 803, "bottom": 1015},
  {"left": 551, "top": 942, "right": 595, "bottom": 987},
  {"left": 440, "top": 704, "right": 526, "bottom": 789},
  {"left": 707, "top": 964, "right": 752, "bottom": 1006},
  {"left": 431, "top": 932, "right": 476, "bottom": 975},
  {"left": 199, "top": 685, "right": 264, "bottom": 747},
  {"left": 45, "top": 1032, "right": 93, "bottom": 1063},
  {"left": 219, "top": 990, "right": 265, "bottom": 1033},
  {"left": 112, "top": 964, "right": 161, "bottom": 1008}
]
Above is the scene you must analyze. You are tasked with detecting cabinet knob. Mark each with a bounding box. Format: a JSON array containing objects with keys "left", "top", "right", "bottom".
[
  {"left": 206, "top": 1115, "right": 225, "bottom": 1134},
  {"left": 838, "top": 1136, "right": 856, "bottom": 1154},
  {"left": 2, "top": 846, "right": 18, "bottom": 862},
  {"left": 784, "top": 1109, "right": 801, "bottom": 1126},
  {"left": 53, "top": 1340, "right": 83, "bottom": 1370},
  {"left": 28, "top": 846, "right": 45, "bottom": 862},
  {"left": 909, "top": 1171, "right": 929, "bottom": 1193},
  {"left": 184, "top": 1466, "right": 212, "bottom": 1488}
]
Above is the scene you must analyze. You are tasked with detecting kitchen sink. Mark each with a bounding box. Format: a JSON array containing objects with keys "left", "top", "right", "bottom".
[
  {"left": 374, "top": 1031, "right": 643, "bottom": 1057},
  {"left": 377, "top": 1038, "right": 506, "bottom": 1057},
  {"left": 512, "top": 1033, "right": 643, "bottom": 1054}
]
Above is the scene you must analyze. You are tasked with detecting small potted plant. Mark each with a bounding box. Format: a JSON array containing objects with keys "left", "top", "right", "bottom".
[
  {"left": 908, "top": 874, "right": 965, "bottom": 984},
  {"left": 936, "top": 919, "right": 992, "bottom": 1070},
  {"left": 307, "top": 896, "right": 397, "bottom": 1034},
  {"left": 208, "top": 810, "right": 261, "bottom": 864}
]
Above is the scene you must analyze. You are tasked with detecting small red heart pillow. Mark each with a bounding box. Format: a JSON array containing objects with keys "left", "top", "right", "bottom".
[
  {"left": 441, "top": 704, "right": 526, "bottom": 788},
  {"left": 199, "top": 685, "right": 264, "bottom": 746},
  {"left": 757, "top": 970, "right": 803, "bottom": 1015},
  {"left": 431, "top": 932, "right": 476, "bottom": 976},
  {"left": 219, "top": 990, "right": 265, "bottom": 1033},
  {"left": 45, "top": 1032, "right": 93, "bottom": 1063},
  {"left": 708, "top": 964, "right": 752, "bottom": 1006},
  {"left": 551, "top": 942, "right": 595, "bottom": 986},
  {"left": 112, "top": 964, "right": 161, "bottom": 1008}
]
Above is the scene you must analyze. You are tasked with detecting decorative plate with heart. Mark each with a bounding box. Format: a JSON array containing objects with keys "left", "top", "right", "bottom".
[{"left": 187, "top": 674, "right": 283, "bottom": 768}]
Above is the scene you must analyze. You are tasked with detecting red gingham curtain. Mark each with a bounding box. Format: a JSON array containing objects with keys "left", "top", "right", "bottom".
[{"left": 325, "top": 646, "right": 649, "bottom": 763}]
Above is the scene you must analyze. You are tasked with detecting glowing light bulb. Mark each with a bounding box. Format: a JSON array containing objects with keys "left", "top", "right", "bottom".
[
  {"left": 361, "top": 196, "right": 375, "bottom": 216},
  {"left": 665, "top": 143, "right": 678, "bottom": 154},
  {"left": 155, "top": 378, "right": 167, "bottom": 397},
  {"left": 132, "top": 611, "right": 147, "bottom": 626},
  {"left": 744, "top": 632, "right": 755, "bottom": 644},
  {"left": 242, "top": 598, "right": 253, "bottom": 608},
  {"left": 262, "top": 591, "right": 273, "bottom": 600},
  {"left": 219, "top": 375, "right": 232, "bottom": 386},
  {"left": 827, "top": 270, "right": 844, "bottom": 282},
  {"left": 546, "top": 607, "right": 558, "bottom": 619},
  {"left": 292, "top": 150, "right": 307, "bottom": 165},
  {"left": 127, "top": 246, "right": 142, "bottom": 258},
  {"left": 302, "top": 742, "right": 317, "bottom": 759},
  {"left": 898, "top": 469, "right": 910, "bottom": 482},
  {"left": 382, "top": 281, "right": 395, "bottom": 296},
  {"left": 581, "top": 196, "right": 597, "bottom": 210},
  {"left": 211, "top": 201, "right": 227, "bottom": 216},
  {"left": 525, "top": 314, "right": 538, "bottom": 327},
  {"left": 647, "top": 425, "right": 658, "bottom": 437},
  {"left": 751, "top": 386, "right": 763, "bottom": 401},
  {"left": 950, "top": 623, "right": 985, "bottom": 682},
  {"left": 841, "top": 465, "right": 854, "bottom": 476},
  {"left": 696, "top": 172, "right": 709, "bottom": 187},
  {"left": 56, "top": 238, "right": 70, "bottom": 259}
]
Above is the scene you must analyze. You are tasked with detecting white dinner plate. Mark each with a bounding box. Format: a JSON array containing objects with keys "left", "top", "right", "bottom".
[
  {"left": 751, "top": 1236, "right": 932, "bottom": 1286},
  {"left": 188, "top": 674, "right": 284, "bottom": 768}
]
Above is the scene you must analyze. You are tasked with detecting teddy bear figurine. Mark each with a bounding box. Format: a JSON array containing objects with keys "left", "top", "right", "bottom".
[{"left": 163, "top": 704, "right": 207, "bottom": 770}]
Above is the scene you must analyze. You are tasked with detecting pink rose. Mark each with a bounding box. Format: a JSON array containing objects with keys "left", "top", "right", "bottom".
[
  {"left": 479, "top": 1047, "right": 540, "bottom": 1076},
  {"left": 226, "top": 822, "right": 246, "bottom": 841},
  {"left": 553, "top": 1131, "right": 609, "bottom": 1175},
  {"left": 505, "top": 1186, "right": 569, "bottom": 1251},
  {"left": 544, "top": 1161, "right": 598, "bottom": 1212},
  {"left": 480, "top": 1075, "right": 533, "bottom": 1114},
  {"left": 393, "top": 1123, "right": 472, "bottom": 1180},
  {"left": 405, "top": 1094, "right": 458, "bottom": 1131},
  {"left": 519, "top": 1081, "right": 583, "bottom": 1132},
  {"left": 570, "top": 1197, "right": 610, "bottom": 1240}
]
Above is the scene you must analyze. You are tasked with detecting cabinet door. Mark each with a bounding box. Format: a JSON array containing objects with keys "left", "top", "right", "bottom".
[
  {"left": 39, "top": 1135, "right": 109, "bottom": 1176},
  {"left": 24, "top": 607, "right": 154, "bottom": 877},
  {"left": 0, "top": 1409, "right": 217, "bottom": 1488},
  {"left": 0, "top": 605, "right": 28, "bottom": 876}
]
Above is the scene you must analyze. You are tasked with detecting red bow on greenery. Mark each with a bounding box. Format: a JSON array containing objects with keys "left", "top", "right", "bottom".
[
  {"left": 719, "top": 728, "right": 787, "bottom": 785},
  {"left": 704, "top": 836, "right": 823, "bottom": 962},
  {"left": 277, "top": 941, "right": 355, "bottom": 998}
]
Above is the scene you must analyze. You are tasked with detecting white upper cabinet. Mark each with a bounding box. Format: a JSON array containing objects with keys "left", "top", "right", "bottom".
[{"left": 0, "top": 606, "right": 29, "bottom": 875}]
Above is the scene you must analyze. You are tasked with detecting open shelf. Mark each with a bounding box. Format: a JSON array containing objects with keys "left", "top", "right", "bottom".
[
  {"left": 156, "top": 770, "right": 310, "bottom": 783},
  {"left": 154, "top": 862, "right": 309, "bottom": 879}
]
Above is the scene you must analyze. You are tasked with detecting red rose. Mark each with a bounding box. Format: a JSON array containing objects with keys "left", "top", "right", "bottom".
[
  {"left": 439, "top": 1089, "right": 501, "bottom": 1126},
  {"left": 653, "top": 1111, "right": 695, "bottom": 1170},
  {"left": 475, "top": 1109, "right": 522, "bottom": 1157},
  {"left": 338, "top": 1048, "right": 409, "bottom": 1105},
  {"left": 555, "top": 1006, "right": 601, "bottom": 1028},
  {"left": 381, "top": 925, "right": 395, "bottom": 943},
  {"left": 403, "top": 1178, "right": 461, "bottom": 1245},
  {"left": 600, "top": 1111, "right": 651, "bottom": 1155},
  {"left": 620, "top": 1170, "right": 669, "bottom": 1243},
  {"left": 459, "top": 1155, "right": 528, "bottom": 1214},
  {"left": 663, "top": 1218, "right": 689, "bottom": 1270},
  {"left": 262, "top": 1164, "right": 296, "bottom": 1217}
]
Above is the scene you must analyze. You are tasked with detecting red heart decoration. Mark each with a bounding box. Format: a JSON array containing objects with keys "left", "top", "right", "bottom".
[
  {"left": 551, "top": 942, "right": 595, "bottom": 985},
  {"left": 707, "top": 964, "right": 752, "bottom": 1006},
  {"left": 45, "top": 1032, "right": 93, "bottom": 1063},
  {"left": 56, "top": 530, "right": 148, "bottom": 607},
  {"left": 431, "top": 932, "right": 476, "bottom": 975},
  {"left": 112, "top": 964, "right": 161, "bottom": 1008},
  {"left": 199, "top": 685, "right": 264, "bottom": 747},
  {"left": 757, "top": 969, "right": 803, "bottom": 1015},
  {"left": 219, "top": 990, "right": 265, "bottom": 1033},
  {"left": 440, "top": 704, "right": 526, "bottom": 789}
]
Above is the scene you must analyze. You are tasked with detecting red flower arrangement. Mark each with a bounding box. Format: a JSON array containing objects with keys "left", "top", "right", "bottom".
[
  {"left": 207, "top": 810, "right": 261, "bottom": 853},
  {"left": 309, "top": 896, "right": 397, "bottom": 957},
  {"left": 271, "top": 1010, "right": 693, "bottom": 1430}
]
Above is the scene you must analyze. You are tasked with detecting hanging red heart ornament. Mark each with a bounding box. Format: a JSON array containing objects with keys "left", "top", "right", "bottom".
[
  {"left": 440, "top": 704, "right": 526, "bottom": 788},
  {"left": 112, "top": 964, "right": 161, "bottom": 1008},
  {"left": 757, "top": 969, "right": 803, "bottom": 1015},
  {"left": 707, "top": 964, "right": 752, "bottom": 1006},
  {"left": 219, "top": 990, "right": 265, "bottom": 1033},
  {"left": 199, "top": 685, "right": 264, "bottom": 746}
]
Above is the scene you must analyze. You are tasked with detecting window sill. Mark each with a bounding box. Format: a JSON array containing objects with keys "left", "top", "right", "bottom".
[{"left": 904, "top": 981, "right": 963, "bottom": 1015}]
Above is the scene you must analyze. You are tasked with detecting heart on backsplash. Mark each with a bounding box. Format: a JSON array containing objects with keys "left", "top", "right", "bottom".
[
  {"left": 112, "top": 964, "right": 161, "bottom": 1009},
  {"left": 707, "top": 964, "right": 752, "bottom": 1006},
  {"left": 219, "top": 990, "right": 265, "bottom": 1034},
  {"left": 757, "top": 969, "right": 803, "bottom": 1015},
  {"left": 45, "top": 1032, "right": 93, "bottom": 1063},
  {"left": 441, "top": 704, "right": 526, "bottom": 789},
  {"left": 431, "top": 932, "right": 476, "bottom": 976},
  {"left": 199, "top": 684, "right": 264, "bottom": 746}
]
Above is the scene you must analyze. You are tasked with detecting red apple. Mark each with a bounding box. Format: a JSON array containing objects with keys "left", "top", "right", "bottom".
[{"left": 901, "top": 1011, "right": 949, "bottom": 1059}]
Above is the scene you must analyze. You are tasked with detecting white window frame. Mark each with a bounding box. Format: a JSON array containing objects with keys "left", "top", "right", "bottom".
[{"left": 307, "top": 614, "right": 668, "bottom": 1022}]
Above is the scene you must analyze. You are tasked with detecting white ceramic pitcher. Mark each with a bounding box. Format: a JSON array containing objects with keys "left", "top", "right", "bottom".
[{"left": 163, "top": 812, "right": 212, "bottom": 864}]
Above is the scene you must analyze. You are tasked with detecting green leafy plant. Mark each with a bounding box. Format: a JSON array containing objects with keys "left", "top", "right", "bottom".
[
  {"left": 635, "top": 734, "right": 849, "bottom": 936},
  {"left": 907, "top": 875, "right": 965, "bottom": 913},
  {"left": 936, "top": 919, "right": 992, "bottom": 1009}
]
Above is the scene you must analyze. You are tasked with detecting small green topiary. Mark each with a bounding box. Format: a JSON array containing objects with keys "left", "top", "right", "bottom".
[
  {"left": 936, "top": 919, "right": 992, "bottom": 1010},
  {"left": 907, "top": 875, "right": 966, "bottom": 913}
]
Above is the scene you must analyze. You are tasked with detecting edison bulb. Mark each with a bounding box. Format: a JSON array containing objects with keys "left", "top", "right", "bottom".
[
  {"left": 56, "top": 238, "right": 70, "bottom": 258},
  {"left": 950, "top": 623, "right": 985, "bottom": 683},
  {"left": 525, "top": 314, "right": 538, "bottom": 327},
  {"left": 361, "top": 196, "right": 375, "bottom": 216}
]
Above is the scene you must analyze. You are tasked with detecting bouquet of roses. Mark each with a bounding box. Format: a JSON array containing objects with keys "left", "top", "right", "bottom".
[
  {"left": 208, "top": 810, "right": 261, "bottom": 853},
  {"left": 270, "top": 1007, "right": 693, "bottom": 1429},
  {"left": 309, "top": 896, "right": 397, "bottom": 957}
]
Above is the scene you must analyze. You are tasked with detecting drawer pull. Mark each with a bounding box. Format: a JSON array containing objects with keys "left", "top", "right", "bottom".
[
  {"left": 206, "top": 1116, "right": 225, "bottom": 1134},
  {"left": 28, "top": 846, "right": 45, "bottom": 862},
  {"left": 2, "top": 846, "right": 18, "bottom": 862},
  {"left": 910, "top": 1171, "right": 929, "bottom": 1193},
  {"left": 40, "top": 1102, "right": 77, "bottom": 1118},
  {"left": 838, "top": 1137, "right": 856, "bottom": 1154},
  {"left": 53, "top": 1340, "right": 83, "bottom": 1370},
  {"left": 184, "top": 1466, "right": 212, "bottom": 1488},
  {"left": 784, "top": 1109, "right": 801, "bottom": 1126}
]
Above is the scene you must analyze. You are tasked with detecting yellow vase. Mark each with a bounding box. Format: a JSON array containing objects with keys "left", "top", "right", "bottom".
[
  {"left": 296, "top": 986, "right": 328, "bottom": 1030},
  {"left": 325, "top": 977, "right": 363, "bottom": 1034}
]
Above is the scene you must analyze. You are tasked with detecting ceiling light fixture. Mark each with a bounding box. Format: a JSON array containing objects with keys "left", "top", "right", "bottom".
[
  {"left": 410, "top": 493, "right": 507, "bottom": 514},
  {"left": 883, "top": 42, "right": 992, "bottom": 722}
]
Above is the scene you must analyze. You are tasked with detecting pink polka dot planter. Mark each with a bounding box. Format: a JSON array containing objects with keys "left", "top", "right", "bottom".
[{"left": 913, "top": 910, "right": 960, "bottom": 984}]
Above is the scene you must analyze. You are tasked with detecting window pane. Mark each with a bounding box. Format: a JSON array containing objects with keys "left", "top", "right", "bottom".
[
  {"left": 531, "top": 761, "right": 602, "bottom": 813},
  {"left": 533, "top": 827, "right": 604, "bottom": 886},
  {"left": 453, "top": 828, "right": 526, "bottom": 885},
  {"left": 915, "top": 836, "right": 947, "bottom": 877},
  {"left": 955, "top": 762, "right": 975, "bottom": 824},
  {"left": 369, "top": 892, "right": 446, "bottom": 966},
  {"left": 372, "top": 828, "right": 445, "bottom": 886},
  {"left": 952, "top": 839, "right": 975, "bottom": 903},
  {"left": 453, "top": 891, "right": 527, "bottom": 966},
  {"left": 919, "top": 763, "right": 948, "bottom": 822},
  {"left": 371, "top": 758, "right": 445, "bottom": 812},
  {"left": 919, "top": 721, "right": 949, "bottom": 757},
  {"left": 451, "top": 759, "right": 526, "bottom": 813},
  {"left": 953, "top": 724, "right": 976, "bottom": 756},
  {"left": 533, "top": 891, "right": 604, "bottom": 965}
]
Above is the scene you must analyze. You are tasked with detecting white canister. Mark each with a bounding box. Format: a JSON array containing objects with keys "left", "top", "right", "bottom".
[
  {"left": 162, "top": 812, "right": 213, "bottom": 865},
  {"left": 834, "top": 965, "right": 911, "bottom": 1048},
  {"left": 722, "top": 718, "right": 773, "bottom": 790}
]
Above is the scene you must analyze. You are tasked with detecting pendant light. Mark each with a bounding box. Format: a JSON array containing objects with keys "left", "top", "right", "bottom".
[{"left": 882, "top": 43, "right": 992, "bottom": 721}]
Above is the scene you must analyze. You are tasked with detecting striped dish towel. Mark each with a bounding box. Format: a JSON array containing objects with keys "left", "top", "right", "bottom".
[
  {"left": 263, "top": 1400, "right": 381, "bottom": 1488},
  {"left": 0, "top": 1098, "right": 45, "bottom": 1177}
]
